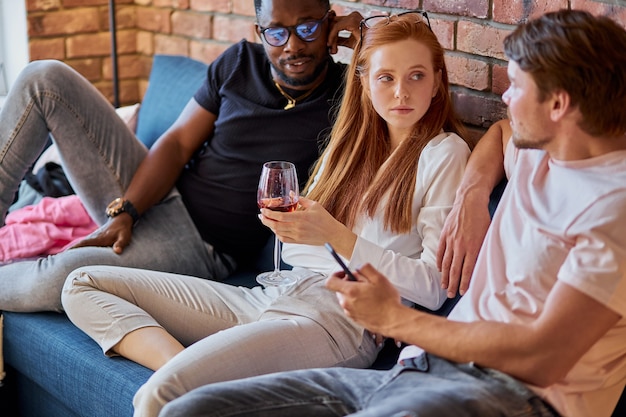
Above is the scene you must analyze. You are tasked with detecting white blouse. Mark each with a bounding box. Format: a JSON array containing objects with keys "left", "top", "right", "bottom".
[{"left": 282, "top": 132, "right": 470, "bottom": 311}]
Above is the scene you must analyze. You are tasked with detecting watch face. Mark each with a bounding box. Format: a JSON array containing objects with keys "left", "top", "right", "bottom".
[{"left": 106, "top": 198, "right": 124, "bottom": 216}]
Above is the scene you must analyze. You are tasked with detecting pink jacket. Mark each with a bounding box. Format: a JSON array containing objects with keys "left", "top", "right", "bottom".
[{"left": 0, "top": 195, "right": 98, "bottom": 262}]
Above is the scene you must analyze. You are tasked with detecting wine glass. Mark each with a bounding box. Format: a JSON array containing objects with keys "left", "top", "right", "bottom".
[{"left": 256, "top": 161, "right": 300, "bottom": 288}]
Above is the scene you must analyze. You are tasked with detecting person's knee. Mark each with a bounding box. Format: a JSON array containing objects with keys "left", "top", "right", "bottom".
[
  {"left": 61, "top": 266, "right": 97, "bottom": 310},
  {"left": 133, "top": 373, "right": 185, "bottom": 417},
  {"left": 20, "top": 60, "right": 72, "bottom": 85}
]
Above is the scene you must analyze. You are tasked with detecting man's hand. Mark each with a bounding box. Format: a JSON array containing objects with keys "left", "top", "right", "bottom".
[
  {"left": 328, "top": 11, "right": 363, "bottom": 53},
  {"left": 71, "top": 214, "right": 134, "bottom": 254},
  {"left": 436, "top": 195, "right": 491, "bottom": 298},
  {"left": 325, "top": 263, "right": 406, "bottom": 336}
]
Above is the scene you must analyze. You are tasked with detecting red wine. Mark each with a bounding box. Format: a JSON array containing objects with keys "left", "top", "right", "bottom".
[{"left": 259, "top": 198, "right": 298, "bottom": 212}]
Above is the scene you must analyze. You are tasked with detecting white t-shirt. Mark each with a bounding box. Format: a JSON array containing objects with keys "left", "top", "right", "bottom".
[
  {"left": 404, "top": 141, "right": 626, "bottom": 417},
  {"left": 282, "top": 132, "right": 471, "bottom": 311}
]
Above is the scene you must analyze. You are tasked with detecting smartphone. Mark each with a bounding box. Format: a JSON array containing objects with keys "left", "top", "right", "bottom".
[{"left": 324, "top": 242, "right": 357, "bottom": 281}]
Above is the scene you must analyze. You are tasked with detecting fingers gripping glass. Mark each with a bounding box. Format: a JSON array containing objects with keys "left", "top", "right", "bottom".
[
  {"left": 259, "top": 10, "right": 331, "bottom": 47},
  {"left": 359, "top": 10, "right": 431, "bottom": 42},
  {"left": 257, "top": 161, "right": 300, "bottom": 288}
]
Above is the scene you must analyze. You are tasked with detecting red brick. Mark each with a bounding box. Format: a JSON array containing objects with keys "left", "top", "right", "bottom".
[
  {"left": 362, "top": 0, "right": 420, "bottom": 9},
  {"left": 233, "top": 0, "right": 255, "bottom": 17},
  {"left": 154, "top": 33, "right": 189, "bottom": 55},
  {"left": 445, "top": 54, "right": 490, "bottom": 91},
  {"left": 97, "top": 78, "right": 140, "bottom": 107},
  {"left": 190, "top": 0, "right": 230, "bottom": 13},
  {"left": 67, "top": 32, "right": 112, "bottom": 58},
  {"left": 493, "top": 0, "right": 568, "bottom": 25},
  {"left": 66, "top": 58, "right": 103, "bottom": 81},
  {"left": 136, "top": 31, "right": 155, "bottom": 55},
  {"left": 26, "top": 0, "right": 61, "bottom": 12},
  {"left": 457, "top": 21, "right": 512, "bottom": 60},
  {"left": 213, "top": 15, "right": 256, "bottom": 43},
  {"left": 118, "top": 79, "right": 141, "bottom": 106},
  {"left": 136, "top": 7, "right": 172, "bottom": 33},
  {"left": 62, "top": 0, "right": 107, "bottom": 6},
  {"left": 172, "top": 11, "right": 213, "bottom": 39},
  {"left": 29, "top": 9, "right": 100, "bottom": 36},
  {"left": 103, "top": 54, "right": 151, "bottom": 80},
  {"left": 115, "top": 30, "right": 139, "bottom": 54},
  {"left": 138, "top": 78, "right": 150, "bottom": 102},
  {"left": 452, "top": 90, "right": 507, "bottom": 128},
  {"left": 153, "top": 0, "right": 190, "bottom": 8},
  {"left": 29, "top": 38, "right": 65, "bottom": 60},
  {"left": 102, "top": 5, "right": 137, "bottom": 31},
  {"left": 492, "top": 63, "right": 509, "bottom": 96},
  {"left": 431, "top": 18, "right": 455, "bottom": 51},
  {"left": 190, "top": 40, "right": 229, "bottom": 63},
  {"left": 571, "top": 0, "right": 626, "bottom": 29},
  {"left": 423, "top": 0, "right": 489, "bottom": 18}
]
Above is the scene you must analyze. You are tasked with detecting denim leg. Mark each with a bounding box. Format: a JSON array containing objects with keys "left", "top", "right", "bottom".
[
  {"left": 160, "top": 355, "right": 559, "bottom": 417},
  {"left": 159, "top": 367, "right": 387, "bottom": 417},
  {"left": 0, "top": 60, "right": 146, "bottom": 223},
  {"left": 353, "top": 354, "right": 559, "bottom": 417},
  {"left": 0, "top": 60, "right": 227, "bottom": 312}
]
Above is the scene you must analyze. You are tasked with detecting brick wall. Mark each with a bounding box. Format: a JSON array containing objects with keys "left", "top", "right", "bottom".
[{"left": 25, "top": 0, "right": 626, "bottom": 136}]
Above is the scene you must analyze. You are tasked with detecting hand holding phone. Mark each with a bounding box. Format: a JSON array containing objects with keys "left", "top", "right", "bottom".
[{"left": 324, "top": 243, "right": 357, "bottom": 281}]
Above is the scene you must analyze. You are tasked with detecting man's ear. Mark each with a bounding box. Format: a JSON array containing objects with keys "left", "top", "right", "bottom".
[
  {"left": 549, "top": 90, "right": 572, "bottom": 122},
  {"left": 255, "top": 23, "right": 262, "bottom": 41}
]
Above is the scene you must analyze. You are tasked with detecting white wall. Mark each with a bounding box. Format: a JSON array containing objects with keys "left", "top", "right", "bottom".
[{"left": 1, "top": 0, "right": 29, "bottom": 95}]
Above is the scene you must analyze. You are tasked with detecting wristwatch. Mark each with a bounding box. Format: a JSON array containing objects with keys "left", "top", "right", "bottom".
[{"left": 105, "top": 197, "right": 140, "bottom": 224}]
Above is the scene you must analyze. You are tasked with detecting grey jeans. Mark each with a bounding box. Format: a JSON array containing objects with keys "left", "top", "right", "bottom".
[
  {"left": 160, "top": 353, "right": 560, "bottom": 417},
  {"left": 0, "top": 60, "right": 228, "bottom": 312}
]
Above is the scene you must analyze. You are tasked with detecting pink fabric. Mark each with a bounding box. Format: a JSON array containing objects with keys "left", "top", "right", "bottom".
[{"left": 0, "top": 195, "right": 98, "bottom": 262}]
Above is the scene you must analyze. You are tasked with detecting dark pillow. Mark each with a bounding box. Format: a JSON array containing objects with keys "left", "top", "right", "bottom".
[{"left": 135, "top": 55, "right": 209, "bottom": 148}]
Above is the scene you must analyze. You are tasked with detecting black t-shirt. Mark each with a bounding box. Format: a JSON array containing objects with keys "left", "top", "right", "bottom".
[{"left": 177, "top": 40, "right": 346, "bottom": 266}]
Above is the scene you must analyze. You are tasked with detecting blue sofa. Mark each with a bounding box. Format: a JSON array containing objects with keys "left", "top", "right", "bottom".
[{"left": 2, "top": 55, "right": 623, "bottom": 417}]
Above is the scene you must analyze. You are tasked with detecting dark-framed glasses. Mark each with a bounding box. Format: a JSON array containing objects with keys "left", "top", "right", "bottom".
[
  {"left": 359, "top": 10, "right": 431, "bottom": 41},
  {"left": 259, "top": 10, "right": 331, "bottom": 47}
]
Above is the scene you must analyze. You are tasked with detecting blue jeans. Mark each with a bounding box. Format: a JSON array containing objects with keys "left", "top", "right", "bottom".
[
  {"left": 0, "top": 60, "right": 229, "bottom": 312},
  {"left": 160, "top": 353, "right": 560, "bottom": 417}
]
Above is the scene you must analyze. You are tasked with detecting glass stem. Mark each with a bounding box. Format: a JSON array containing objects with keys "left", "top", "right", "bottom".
[{"left": 273, "top": 233, "right": 281, "bottom": 273}]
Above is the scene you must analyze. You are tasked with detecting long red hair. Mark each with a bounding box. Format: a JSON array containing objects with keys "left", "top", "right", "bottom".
[{"left": 305, "top": 13, "right": 468, "bottom": 233}]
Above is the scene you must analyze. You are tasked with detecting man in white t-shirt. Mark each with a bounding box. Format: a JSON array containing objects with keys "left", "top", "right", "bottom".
[{"left": 158, "top": 9, "right": 626, "bottom": 417}]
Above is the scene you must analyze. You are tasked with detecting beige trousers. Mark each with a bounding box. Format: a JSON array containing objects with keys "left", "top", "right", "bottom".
[{"left": 62, "top": 265, "right": 380, "bottom": 417}]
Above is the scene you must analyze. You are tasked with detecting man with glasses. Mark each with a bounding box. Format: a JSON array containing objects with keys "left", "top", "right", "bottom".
[
  {"left": 160, "top": 9, "right": 626, "bottom": 417},
  {"left": 0, "top": 0, "right": 362, "bottom": 312}
]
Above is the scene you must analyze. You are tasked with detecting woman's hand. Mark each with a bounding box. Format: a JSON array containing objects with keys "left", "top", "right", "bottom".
[
  {"left": 259, "top": 196, "right": 354, "bottom": 250},
  {"left": 71, "top": 214, "right": 134, "bottom": 254}
]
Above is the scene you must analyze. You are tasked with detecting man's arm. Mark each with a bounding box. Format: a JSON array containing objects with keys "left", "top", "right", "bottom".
[
  {"left": 73, "top": 99, "right": 216, "bottom": 253},
  {"left": 327, "top": 264, "right": 620, "bottom": 387},
  {"left": 436, "top": 119, "right": 511, "bottom": 297}
]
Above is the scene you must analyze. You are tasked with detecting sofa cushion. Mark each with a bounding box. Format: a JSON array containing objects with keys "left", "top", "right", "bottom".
[
  {"left": 135, "top": 55, "right": 209, "bottom": 148},
  {"left": 3, "top": 311, "right": 152, "bottom": 417}
]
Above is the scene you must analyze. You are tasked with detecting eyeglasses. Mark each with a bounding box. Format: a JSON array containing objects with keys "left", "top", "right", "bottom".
[
  {"left": 259, "top": 10, "right": 331, "bottom": 47},
  {"left": 359, "top": 10, "right": 431, "bottom": 42}
]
